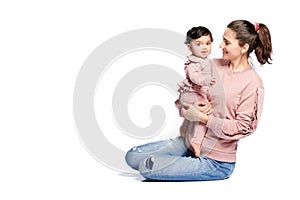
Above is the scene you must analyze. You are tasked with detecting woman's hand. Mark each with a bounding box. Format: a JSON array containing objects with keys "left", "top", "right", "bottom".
[
  {"left": 199, "top": 101, "right": 212, "bottom": 115},
  {"left": 181, "top": 102, "right": 212, "bottom": 124}
]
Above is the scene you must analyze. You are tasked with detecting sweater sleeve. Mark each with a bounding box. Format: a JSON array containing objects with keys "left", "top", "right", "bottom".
[
  {"left": 206, "top": 86, "right": 264, "bottom": 140},
  {"left": 186, "top": 63, "right": 211, "bottom": 86}
]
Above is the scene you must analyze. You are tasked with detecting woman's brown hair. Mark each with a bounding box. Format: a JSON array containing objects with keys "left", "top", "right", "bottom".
[{"left": 227, "top": 20, "right": 273, "bottom": 65}]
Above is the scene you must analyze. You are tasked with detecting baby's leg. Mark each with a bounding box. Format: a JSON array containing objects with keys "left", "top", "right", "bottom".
[
  {"left": 190, "top": 123, "right": 207, "bottom": 157},
  {"left": 179, "top": 91, "right": 205, "bottom": 157},
  {"left": 190, "top": 142, "right": 201, "bottom": 158}
]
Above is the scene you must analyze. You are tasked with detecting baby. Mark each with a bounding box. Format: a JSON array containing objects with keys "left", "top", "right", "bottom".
[{"left": 175, "top": 26, "right": 215, "bottom": 157}]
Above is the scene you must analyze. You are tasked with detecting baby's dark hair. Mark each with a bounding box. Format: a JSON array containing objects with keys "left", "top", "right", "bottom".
[
  {"left": 184, "top": 26, "right": 213, "bottom": 44},
  {"left": 227, "top": 20, "right": 273, "bottom": 65}
]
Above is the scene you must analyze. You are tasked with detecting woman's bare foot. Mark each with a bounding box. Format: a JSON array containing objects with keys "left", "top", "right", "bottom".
[{"left": 190, "top": 142, "right": 201, "bottom": 158}]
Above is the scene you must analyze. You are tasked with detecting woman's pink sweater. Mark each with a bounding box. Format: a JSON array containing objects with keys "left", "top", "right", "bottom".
[{"left": 201, "top": 59, "right": 264, "bottom": 162}]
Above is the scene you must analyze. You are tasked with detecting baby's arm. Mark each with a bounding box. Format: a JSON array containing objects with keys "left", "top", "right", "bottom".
[{"left": 186, "top": 64, "right": 212, "bottom": 86}]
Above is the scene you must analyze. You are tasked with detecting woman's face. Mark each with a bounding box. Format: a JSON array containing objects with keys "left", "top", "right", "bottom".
[{"left": 219, "top": 28, "right": 243, "bottom": 61}]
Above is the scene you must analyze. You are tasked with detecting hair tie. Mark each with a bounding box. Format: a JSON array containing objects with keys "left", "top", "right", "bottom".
[{"left": 254, "top": 22, "right": 260, "bottom": 32}]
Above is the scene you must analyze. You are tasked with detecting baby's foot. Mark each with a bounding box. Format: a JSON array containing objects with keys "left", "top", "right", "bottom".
[{"left": 190, "top": 142, "right": 201, "bottom": 158}]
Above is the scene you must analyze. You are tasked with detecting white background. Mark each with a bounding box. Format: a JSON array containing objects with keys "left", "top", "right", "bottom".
[{"left": 1, "top": 0, "right": 299, "bottom": 199}]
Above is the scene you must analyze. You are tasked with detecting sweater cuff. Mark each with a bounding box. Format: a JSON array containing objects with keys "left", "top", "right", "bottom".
[{"left": 206, "top": 115, "right": 224, "bottom": 137}]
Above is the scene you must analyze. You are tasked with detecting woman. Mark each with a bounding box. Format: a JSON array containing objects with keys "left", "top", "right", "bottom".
[{"left": 125, "top": 20, "right": 272, "bottom": 181}]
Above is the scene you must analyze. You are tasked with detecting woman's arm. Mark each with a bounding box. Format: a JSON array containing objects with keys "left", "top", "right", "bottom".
[
  {"left": 208, "top": 87, "right": 264, "bottom": 140},
  {"left": 182, "top": 87, "right": 264, "bottom": 140}
]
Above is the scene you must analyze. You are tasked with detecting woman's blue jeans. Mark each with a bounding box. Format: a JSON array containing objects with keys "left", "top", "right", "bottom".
[{"left": 125, "top": 137, "right": 235, "bottom": 181}]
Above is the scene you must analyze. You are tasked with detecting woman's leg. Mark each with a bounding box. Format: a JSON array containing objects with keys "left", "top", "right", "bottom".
[
  {"left": 139, "top": 155, "right": 235, "bottom": 181},
  {"left": 125, "top": 137, "right": 188, "bottom": 170}
]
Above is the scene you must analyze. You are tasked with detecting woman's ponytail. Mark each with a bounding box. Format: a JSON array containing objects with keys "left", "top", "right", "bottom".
[{"left": 255, "top": 23, "right": 273, "bottom": 65}]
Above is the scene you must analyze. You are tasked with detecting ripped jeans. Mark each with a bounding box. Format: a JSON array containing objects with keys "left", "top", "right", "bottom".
[{"left": 125, "top": 137, "right": 235, "bottom": 181}]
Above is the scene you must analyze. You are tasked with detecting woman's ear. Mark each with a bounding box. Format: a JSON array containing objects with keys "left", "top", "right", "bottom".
[{"left": 241, "top": 43, "right": 249, "bottom": 54}]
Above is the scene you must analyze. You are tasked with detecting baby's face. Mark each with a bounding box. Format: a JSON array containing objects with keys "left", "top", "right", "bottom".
[{"left": 188, "top": 35, "right": 212, "bottom": 59}]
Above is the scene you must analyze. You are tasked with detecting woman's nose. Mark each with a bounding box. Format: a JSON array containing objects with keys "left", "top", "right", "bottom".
[{"left": 219, "top": 42, "right": 224, "bottom": 49}]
